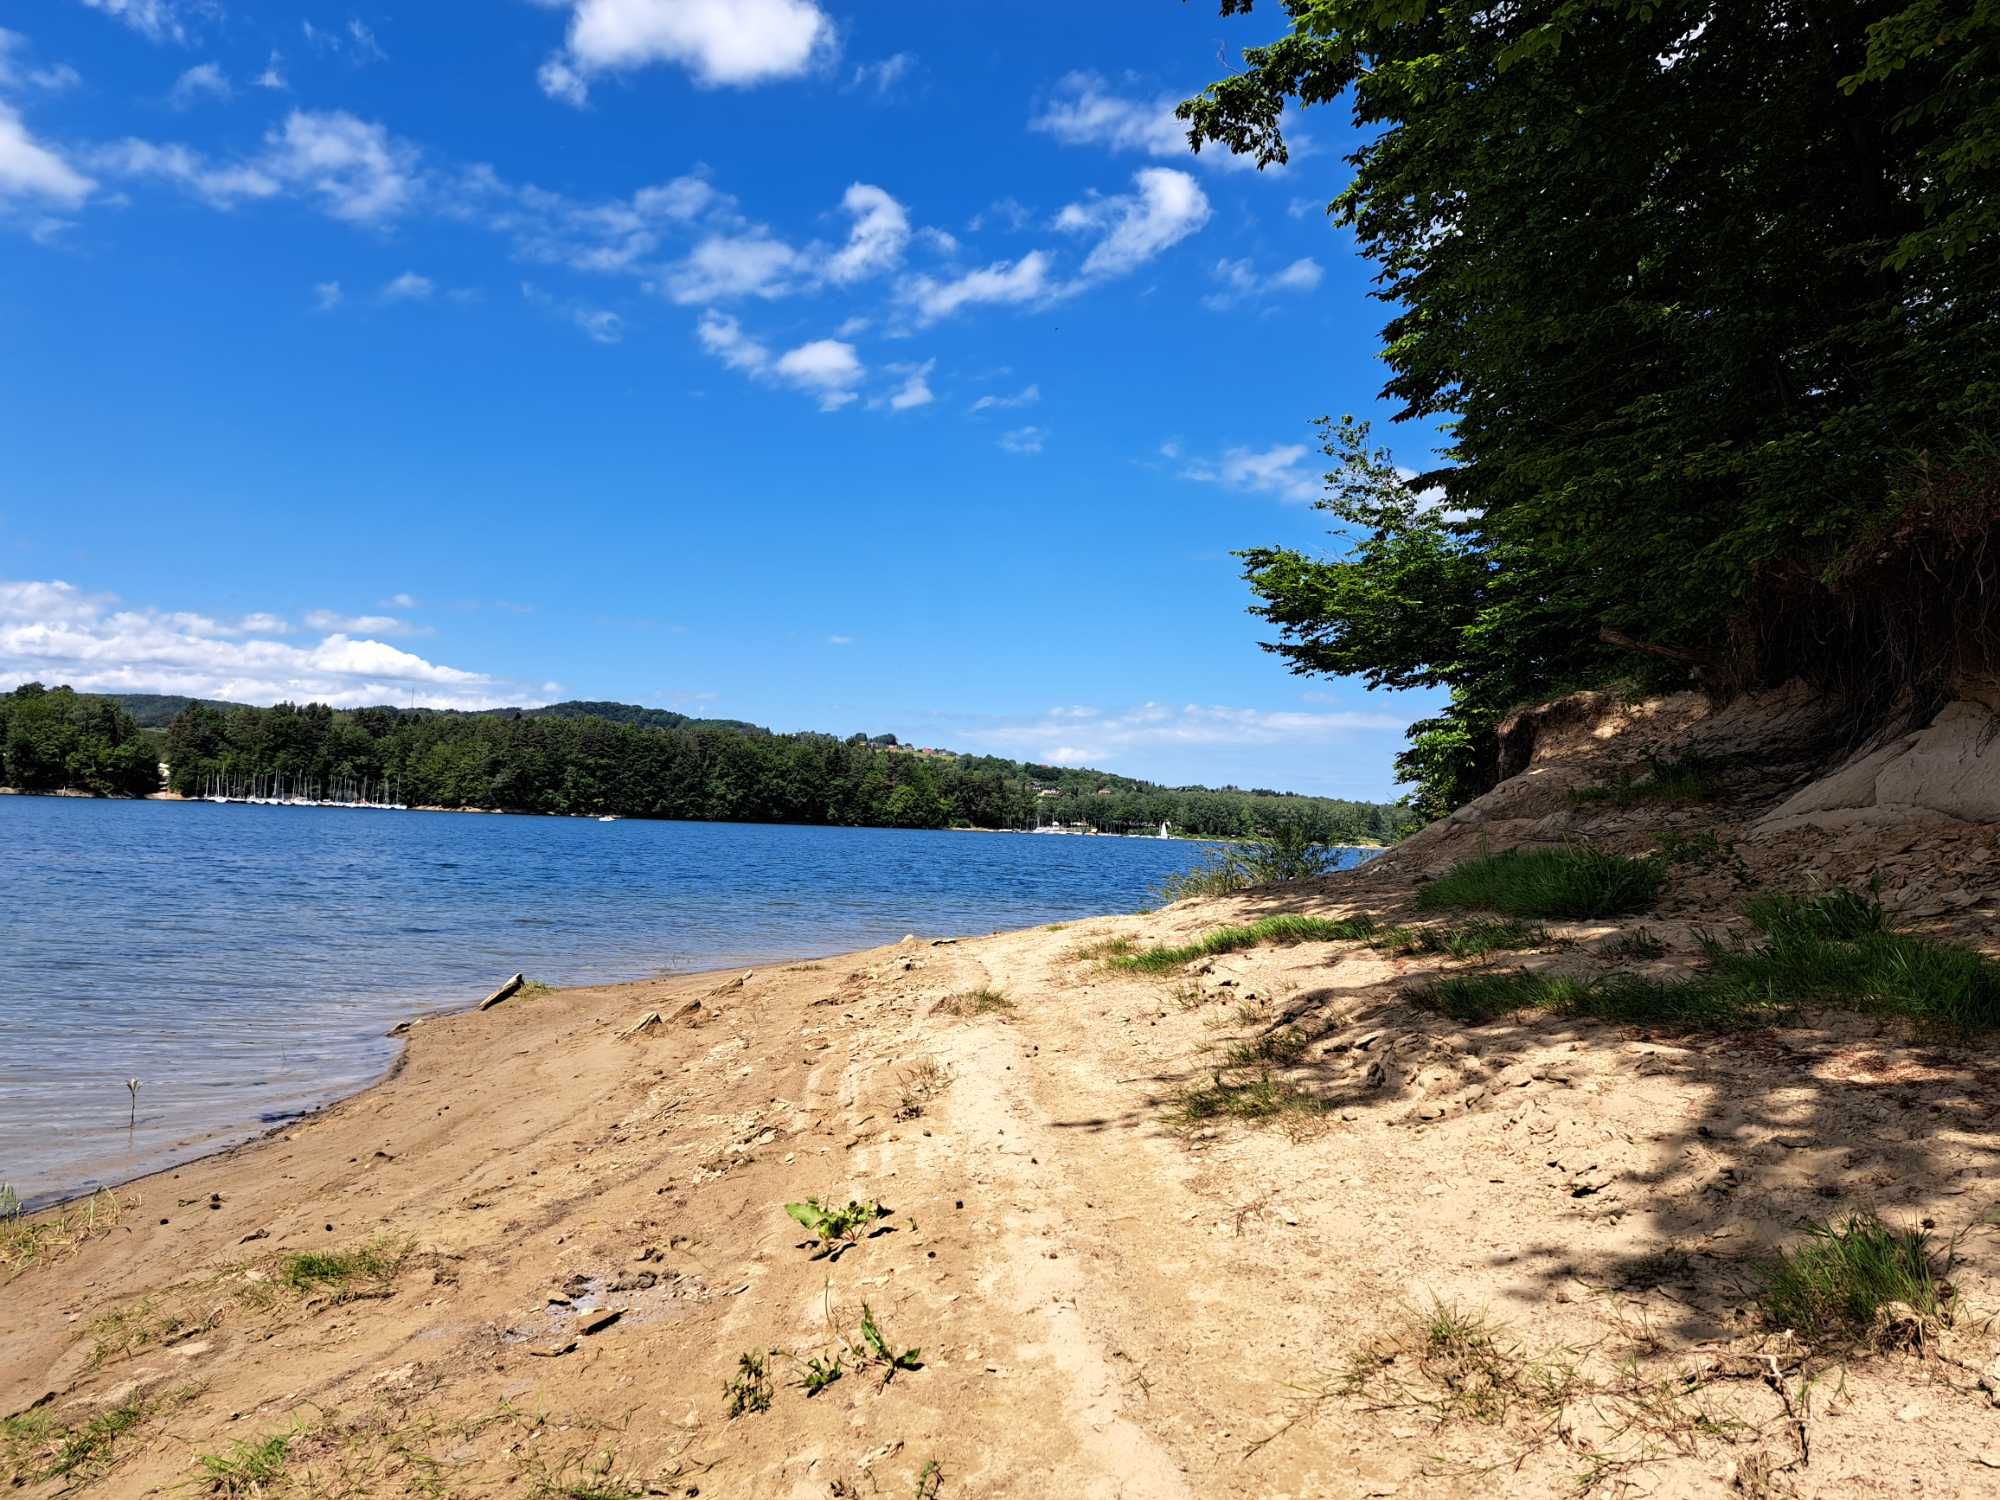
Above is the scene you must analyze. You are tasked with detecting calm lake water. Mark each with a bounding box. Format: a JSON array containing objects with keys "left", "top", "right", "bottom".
[{"left": 1, "top": 797, "right": 1374, "bottom": 1208}]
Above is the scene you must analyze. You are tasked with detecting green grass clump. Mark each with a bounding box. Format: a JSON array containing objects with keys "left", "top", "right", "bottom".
[
  {"left": 1174, "top": 1074, "right": 1326, "bottom": 1125},
  {"left": 724, "top": 1351, "right": 773, "bottom": 1418},
  {"left": 280, "top": 1237, "right": 411, "bottom": 1295},
  {"left": 3, "top": 1400, "right": 148, "bottom": 1487},
  {"left": 1224, "top": 1028, "right": 1311, "bottom": 1068},
  {"left": 1761, "top": 1212, "right": 1952, "bottom": 1346},
  {"left": 198, "top": 1430, "right": 293, "bottom": 1496},
  {"left": 1570, "top": 753, "right": 1717, "bottom": 806},
  {"left": 784, "top": 1198, "right": 883, "bottom": 1249},
  {"left": 1371, "top": 918, "right": 1552, "bottom": 960},
  {"left": 1411, "top": 887, "right": 2000, "bottom": 1033},
  {"left": 1415, "top": 848, "right": 1665, "bottom": 919},
  {"left": 935, "top": 987, "right": 1013, "bottom": 1017},
  {"left": 1114, "top": 914, "right": 1376, "bottom": 974}
]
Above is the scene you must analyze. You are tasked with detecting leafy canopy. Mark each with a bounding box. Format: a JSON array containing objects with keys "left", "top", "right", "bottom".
[{"left": 1182, "top": 1, "right": 2000, "bottom": 814}]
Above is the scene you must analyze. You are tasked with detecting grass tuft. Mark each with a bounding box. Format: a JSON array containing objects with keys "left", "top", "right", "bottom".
[
  {"left": 1174, "top": 1073, "right": 1326, "bottom": 1127},
  {"left": 280, "top": 1237, "right": 412, "bottom": 1296},
  {"left": 724, "top": 1351, "right": 773, "bottom": 1418},
  {"left": 1113, "top": 914, "right": 1376, "bottom": 974},
  {"left": 0, "top": 1189, "right": 123, "bottom": 1281},
  {"left": 933, "top": 987, "right": 1013, "bottom": 1018},
  {"left": 1415, "top": 847, "right": 1665, "bottom": 919},
  {"left": 1409, "top": 886, "right": 2000, "bottom": 1033},
  {"left": 198, "top": 1429, "right": 294, "bottom": 1496},
  {"left": 1570, "top": 753, "right": 1717, "bottom": 806},
  {"left": 1223, "top": 1028, "right": 1311, "bottom": 1068},
  {"left": 1761, "top": 1211, "right": 1953, "bottom": 1346},
  {"left": 1371, "top": 918, "right": 1553, "bottom": 960}
]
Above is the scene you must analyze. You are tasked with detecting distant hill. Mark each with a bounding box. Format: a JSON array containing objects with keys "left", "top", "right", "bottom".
[{"left": 105, "top": 694, "right": 767, "bottom": 737}]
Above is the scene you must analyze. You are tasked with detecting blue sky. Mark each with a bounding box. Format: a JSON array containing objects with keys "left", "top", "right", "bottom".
[{"left": 0, "top": 0, "right": 1446, "bottom": 800}]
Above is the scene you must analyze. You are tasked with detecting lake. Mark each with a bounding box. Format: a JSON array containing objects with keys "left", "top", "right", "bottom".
[{"left": 0, "top": 797, "right": 1375, "bottom": 1208}]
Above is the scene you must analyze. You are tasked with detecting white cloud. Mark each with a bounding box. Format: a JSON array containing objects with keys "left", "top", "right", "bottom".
[
  {"left": 0, "top": 101, "right": 95, "bottom": 207},
  {"left": 346, "top": 18, "right": 386, "bottom": 62},
  {"left": 827, "top": 633, "right": 852, "bottom": 646},
  {"left": 540, "top": 0, "right": 836, "bottom": 105},
  {"left": 694, "top": 308, "right": 770, "bottom": 373},
  {"left": 848, "top": 52, "right": 914, "bottom": 95},
  {"left": 380, "top": 270, "right": 433, "bottom": 302},
  {"left": 773, "top": 337, "right": 862, "bottom": 410},
  {"left": 0, "top": 30, "right": 81, "bottom": 93},
  {"left": 661, "top": 230, "right": 802, "bottom": 303},
  {"left": 462, "top": 164, "right": 726, "bottom": 275},
  {"left": 1056, "top": 167, "right": 1209, "bottom": 279},
  {"left": 998, "top": 425, "right": 1044, "bottom": 455},
  {"left": 254, "top": 50, "right": 287, "bottom": 90},
  {"left": 0, "top": 580, "right": 524, "bottom": 709},
  {"left": 883, "top": 359, "right": 934, "bottom": 412},
  {"left": 83, "top": 137, "right": 276, "bottom": 208},
  {"left": 1030, "top": 72, "right": 1289, "bottom": 173},
  {"left": 575, "top": 307, "right": 623, "bottom": 343},
  {"left": 969, "top": 382, "right": 1038, "bottom": 413},
  {"left": 1178, "top": 441, "right": 1323, "bottom": 503},
  {"left": 835, "top": 314, "right": 869, "bottom": 337},
  {"left": 260, "top": 109, "right": 417, "bottom": 223},
  {"left": 898, "top": 249, "right": 1052, "bottom": 325},
  {"left": 966, "top": 701, "right": 1408, "bottom": 765},
  {"left": 78, "top": 0, "right": 200, "bottom": 45},
  {"left": 825, "top": 182, "right": 908, "bottom": 284},
  {"left": 381, "top": 593, "right": 418, "bottom": 609},
  {"left": 1202, "top": 255, "right": 1322, "bottom": 310},
  {"left": 300, "top": 17, "right": 385, "bottom": 64},
  {"left": 302, "top": 608, "right": 428, "bottom": 637},
  {"left": 168, "top": 60, "right": 230, "bottom": 108},
  {"left": 312, "top": 279, "right": 342, "bottom": 310}
]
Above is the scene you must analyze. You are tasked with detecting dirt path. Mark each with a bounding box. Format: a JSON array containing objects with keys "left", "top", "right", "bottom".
[{"left": 4, "top": 892, "right": 1999, "bottom": 1498}]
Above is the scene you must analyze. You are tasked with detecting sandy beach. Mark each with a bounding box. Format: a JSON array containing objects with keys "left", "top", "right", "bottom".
[{"left": 5, "top": 821, "right": 1998, "bottom": 1497}]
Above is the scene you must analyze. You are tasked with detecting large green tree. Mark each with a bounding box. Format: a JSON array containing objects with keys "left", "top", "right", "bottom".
[{"left": 1182, "top": 1, "right": 2000, "bottom": 814}]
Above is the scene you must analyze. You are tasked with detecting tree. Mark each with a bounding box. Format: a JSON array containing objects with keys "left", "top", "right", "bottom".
[{"left": 1182, "top": 1, "right": 2000, "bottom": 814}]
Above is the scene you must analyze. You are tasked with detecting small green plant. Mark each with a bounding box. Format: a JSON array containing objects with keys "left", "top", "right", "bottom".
[
  {"left": 1153, "top": 822, "right": 1345, "bottom": 901},
  {"left": 1603, "top": 926, "right": 1668, "bottom": 960},
  {"left": 1067, "top": 934, "right": 1137, "bottom": 962},
  {"left": 1224, "top": 1028, "right": 1310, "bottom": 1068},
  {"left": 794, "top": 1353, "right": 844, "bottom": 1396},
  {"left": 914, "top": 1458, "right": 944, "bottom": 1498},
  {"left": 1570, "top": 753, "right": 1717, "bottom": 806},
  {"left": 2, "top": 1399, "right": 148, "bottom": 1487},
  {"left": 126, "top": 1078, "right": 141, "bottom": 1130},
  {"left": 1370, "top": 918, "right": 1551, "bottom": 960},
  {"left": 785, "top": 1198, "right": 884, "bottom": 1250},
  {"left": 198, "top": 1429, "right": 294, "bottom": 1496},
  {"left": 724, "top": 1351, "right": 773, "bottom": 1417},
  {"left": 280, "top": 1236, "right": 412, "bottom": 1295},
  {"left": 934, "top": 987, "right": 1013, "bottom": 1017},
  {"left": 0, "top": 1185, "right": 18, "bottom": 1220},
  {"left": 1415, "top": 847, "right": 1665, "bottom": 919},
  {"left": 1761, "top": 1212, "right": 1954, "bottom": 1346},
  {"left": 895, "top": 1058, "right": 951, "bottom": 1119},
  {"left": 855, "top": 1303, "right": 922, "bottom": 1383},
  {"left": 1174, "top": 1073, "right": 1326, "bottom": 1127},
  {"left": 1113, "top": 914, "right": 1376, "bottom": 974}
]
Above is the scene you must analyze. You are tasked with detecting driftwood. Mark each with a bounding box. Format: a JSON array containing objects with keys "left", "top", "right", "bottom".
[{"left": 478, "top": 973, "right": 526, "bottom": 1011}]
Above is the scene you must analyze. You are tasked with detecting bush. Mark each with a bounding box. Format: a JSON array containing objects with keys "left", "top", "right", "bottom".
[
  {"left": 1154, "top": 821, "right": 1345, "bottom": 901},
  {"left": 1415, "top": 848, "right": 1665, "bottom": 919}
]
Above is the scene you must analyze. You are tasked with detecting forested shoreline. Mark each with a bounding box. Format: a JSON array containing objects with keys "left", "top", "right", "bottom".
[{"left": 0, "top": 684, "right": 1404, "bottom": 842}]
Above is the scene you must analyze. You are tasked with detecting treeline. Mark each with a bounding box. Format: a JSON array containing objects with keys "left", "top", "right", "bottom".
[
  {"left": 154, "top": 697, "right": 1402, "bottom": 841},
  {"left": 0, "top": 684, "right": 159, "bottom": 796}
]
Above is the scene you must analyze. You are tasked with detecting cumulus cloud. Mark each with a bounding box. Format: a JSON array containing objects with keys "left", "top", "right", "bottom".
[
  {"left": 254, "top": 50, "right": 287, "bottom": 90},
  {"left": 302, "top": 607, "right": 428, "bottom": 636},
  {"left": 998, "top": 425, "right": 1045, "bottom": 455},
  {"left": 660, "top": 230, "right": 802, "bottom": 303},
  {"left": 380, "top": 270, "right": 433, "bottom": 303},
  {"left": 882, "top": 359, "right": 934, "bottom": 412},
  {"left": 1177, "top": 441, "right": 1324, "bottom": 503},
  {"left": 0, "top": 580, "right": 525, "bottom": 709},
  {"left": 1055, "top": 167, "right": 1210, "bottom": 279},
  {"left": 694, "top": 308, "right": 770, "bottom": 373},
  {"left": 539, "top": 0, "right": 836, "bottom": 106},
  {"left": 1030, "top": 71, "right": 1292, "bottom": 173},
  {"left": 1202, "top": 255, "right": 1322, "bottom": 310},
  {"left": 312, "top": 279, "right": 342, "bottom": 310},
  {"left": 965, "top": 701, "right": 1408, "bottom": 766},
  {"left": 168, "top": 60, "right": 230, "bottom": 108},
  {"left": 462, "top": 164, "right": 727, "bottom": 275},
  {"left": 0, "top": 101, "right": 95, "bottom": 207},
  {"left": 898, "top": 249, "right": 1052, "bottom": 326},
  {"left": 825, "top": 182, "right": 908, "bottom": 284},
  {"left": 773, "top": 337, "right": 862, "bottom": 410}
]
